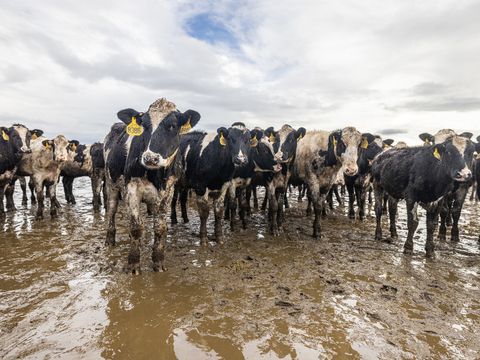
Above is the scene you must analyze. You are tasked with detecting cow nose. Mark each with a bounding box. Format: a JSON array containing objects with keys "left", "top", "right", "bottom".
[
  {"left": 455, "top": 169, "right": 472, "bottom": 180},
  {"left": 20, "top": 147, "right": 31, "bottom": 154},
  {"left": 234, "top": 155, "right": 247, "bottom": 165},
  {"left": 142, "top": 152, "right": 160, "bottom": 167},
  {"left": 344, "top": 166, "right": 358, "bottom": 176}
]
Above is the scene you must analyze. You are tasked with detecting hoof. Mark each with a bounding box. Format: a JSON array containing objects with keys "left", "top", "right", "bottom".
[
  {"left": 105, "top": 231, "right": 116, "bottom": 246},
  {"left": 348, "top": 212, "right": 355, "bottom": 220},
  {"left": 403, "top": 247, "right": 413, "bottom": 256},
  {"left": 171, "top": 218, "right": 178, "bottom": 225},
  {"left": 183, "top": 218, "right": 189, "bottom": 224},
  {"left": 35, "top": 214, "right": 44, "bottom": 220},
  {"left": 153, "top": 263, "right": 166, "bottom": 272},
  {"left": 124, "top": 263, "right": 141, "bottom": 275},
  {"left": 425, "top": 250, "right": 436, "bottom": 259}
]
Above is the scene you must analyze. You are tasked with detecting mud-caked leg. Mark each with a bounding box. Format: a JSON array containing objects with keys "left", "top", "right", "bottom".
[
  {"left": 239, "top": 188, "right": 248, "bottom": 229},
  {"left": 404, "top": 200, "right": 419, "bottom": 255},
  {"left": 19, "top": 177, "right": 27, "bottom": 205},
  {"left": 388, "top": 197, "right": 398, "bottom": 239},
  {"left": 374, "top": 184, "right": 384, "bottom": 240},
  {"left": 276, "top": 189, "right": 285, "bottom": 230},
  {"left": 28, "top": 178, "right": 36, "bottom": 204},
  {"left": 180, "top": 189, "right": 189, "bottom": 223},
  {"left": 125, "top": 182, "right": 143, "bottom": 274},
  {"left": 0, "top": 187, "right": 5, "bottom": 218},
  {"left": 451, "top": 187, "right": 468, "bottom": 242},
  {"left": 4, "top": 182, "right": 15, "bottom": 212},
  {"left": 425, "top": 206, "right": 440, "bottom": 258},
  {"left": 347, "top": 183, "right": 355, "bottom": 219},
  {"left": 105, "top": 183, "right": 120, "bottom": 246},
  {"left": 170, "top": 186, "right": 179, "bottom": 225},
  {"left": 268, "top": 184, "right": 279, "bottom": 236},
  {"left": 437, "top": 200, "right": 448, "bottom": 241},
  {"left": 312, "top": 189, "right": 324, "bottom": 239},
  {"left": 196, "top": 192, "right": 210, "bottom": 246},
  {"left": 47, "top": 184, "right": 59, "bottom": 218},
  {"left": 34, "top": 178, "right": 45, "bottom": 220},
  {"left": 213, "top": 196, "right": 225, "bottom": 245}
]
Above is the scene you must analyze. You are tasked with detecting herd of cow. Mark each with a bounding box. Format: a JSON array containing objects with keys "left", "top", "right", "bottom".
[{"left": 1, "top": 98, "right": 480, "bottom": 274}]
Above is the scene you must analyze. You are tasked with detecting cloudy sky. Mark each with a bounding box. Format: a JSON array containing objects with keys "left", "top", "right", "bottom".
[{"left": 1, "top": 0, "right": 479, "bottom": 144}]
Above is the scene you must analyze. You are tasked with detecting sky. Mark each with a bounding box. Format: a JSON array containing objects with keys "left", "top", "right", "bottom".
[{"left": 1, "top": 0, "right": 479, "bottom": 145}]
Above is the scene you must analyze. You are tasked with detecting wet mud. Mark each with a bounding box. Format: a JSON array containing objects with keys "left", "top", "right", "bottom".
[{"left": 1, "top": 178, "right": 480, "bottom": 359}]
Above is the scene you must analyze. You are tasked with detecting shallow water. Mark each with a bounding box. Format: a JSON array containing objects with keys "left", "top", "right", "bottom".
[{"left": 1, "top": 178, "right": 480, "bottom": 359}]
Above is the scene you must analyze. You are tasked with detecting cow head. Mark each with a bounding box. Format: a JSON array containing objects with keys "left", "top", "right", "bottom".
[
  {"left": 69, "top": 144, "right": 88, "bottom": 166},
  {"left": 1, "top": 124, "right": 42, "bottom": 156},
  {"left": 357, "top": 133, "right": 383, "bottom": 172},
  {"left": 432, "top": 135, "right": 474, "bottom": 182},
  {"left": 117, "top": 98, "right": 200, "bottom": 170},
  {"left": 326, "top": 127, "right": 362, "bottom": 176},
  {"left": 212, "top": 123, "right": 250, "bottom": 167},
  {"left": 383, "top": 139, "right": 394, "bottom": 149},
  {"left": 42, "top": 135, "right": 79, "bottom": 162},
  {"left": 265, "top": 125, "right": 306, "bottom": 164},
  {"left": 419, "top": 133, "right": 435, "bottom": 146},
  {"left": 250, "top": 128, "right": 282, "bottom": 173}
]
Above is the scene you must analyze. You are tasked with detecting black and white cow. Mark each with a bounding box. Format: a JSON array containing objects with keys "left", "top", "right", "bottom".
[
  {"left": 0, "top": 125, "right": 42, "bottom": 217},
  {"left": 418, "top": 130, "right": 476, "bottom": 242},
  {"left": 171, "top": 123, "right": 255, "bottom": 244},
  {"left": 292, "top": 127, "right": 362, "bottom": 238},
  {"left": 345, "top": 133, "right": 383, "bottom": 221},
  {"left": 372, "top": 135, "right": 473, "bottom": 257},
  {"left": 104, "top": 98, "right": 200, "bottom": 273},
  {"left": 261, "top": 125, "right": 306, "bottom": 235},
  {"left": 223, "top": 125, "right": 282, "bottom": 231},
  {"left": 15, "top": 134, "right": 79, "bottom": 219}
]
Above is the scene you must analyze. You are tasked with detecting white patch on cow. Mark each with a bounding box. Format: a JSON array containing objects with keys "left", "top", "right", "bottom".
[
  {"left": 340, "top": 127, "right": 362, "bottom": 176},
  {"left": 395, "top": 141, "right": 408, "bottom": 148},
  {"left": 373, "top": 138, "right": 383, "bottom": 148},
  {"left": 148, "top": 98, "right": 177, "bottom": 132},
  {"left": 199, "top": 133, "right": 216, "bottom": 157},
  {"left": 452, "top": 135, "right": 467, "bottom": 155},
  {"left": 434, "top": 129, "right": 456, "bottom": 144},
  {"left": 231, "top": 123, "right": 246, "bottom": 131},
  {"left": 12, "top": 124, "right": 30, "bottom": 152}
]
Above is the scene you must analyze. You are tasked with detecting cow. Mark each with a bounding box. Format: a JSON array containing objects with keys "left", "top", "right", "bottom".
[
  {"left": 0, "top": 125, "right": 42, "bottom": 217},
  {"left": 171, "top": 123, "right": 256, "bottom": 245},
  {"left": 292, "top": 127, "right": 362, "bottom": 238},
  {"left": 417, "top": 130, "right": 476, "bottom": 242},
  {"left": 261, "top": 125, "right": 306, "bottom": 236},
  {"left": 345, "top": 134, "right": 383, "bottom": 221},
  {"left": 15, "top": 135, "right": 79, "bottom": 219},
  {"left": 372, "top": 135, "right": 473, "bottom": 257},
  {"left": 223, "top": 125, "right": 282, "bottom": 231},
  {"left": 104, "top": 98, "right": 200, "bottom": 274}
]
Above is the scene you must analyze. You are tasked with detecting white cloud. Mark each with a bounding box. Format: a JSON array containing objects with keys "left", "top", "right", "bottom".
[{"left": 0, "top": 0, "right": 479, "bottom": 145}]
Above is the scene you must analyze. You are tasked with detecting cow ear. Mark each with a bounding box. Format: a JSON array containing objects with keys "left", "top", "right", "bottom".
[
  {"left": 419, "top": 132, "right": 434, "bottom": 145},
  {"left": 42, "top": 140, "right": 54, "bottom": 150},
  {"left": 178, "top": 110, "right": 201, "bottom": 134},
  {"left": 264, "top": 127, "right": 276, "bottom": 143},
  {"left": 1, "top": 127, "right": 9, "bottom": 141},
  {"left": 250, "top": 129, "right": 263, "bottom": 147},
  {"left": 475, "top": 142, "right": 480, "bottom": 153},
  {"left": 217, "top": 127, "right": 229, "bottom": 146},
  {"left": 296, "top": 127, "right": 306, "bottom": 141},
  {"left": 31, "top": 129, "right": 44, "bottom": 140},
  {"left": 383, "top": 139, "right": 394, "bottom": 147},
  {"left": 433, "top": 144, "right": 444, "bottom": 160},
  {"left": 361, "top": 133, "right": 375, "bottom": 149},
  {"left": 117, "top": 108, "right": 142, "bottom": 125},
  {"left": 476, "top": 135, "right": 480, "bottom": 143},
  {"left": 459, "top": 132, "right": 473, "bottom": 139}
]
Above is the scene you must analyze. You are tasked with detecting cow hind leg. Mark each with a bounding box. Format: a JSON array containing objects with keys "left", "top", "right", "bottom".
[
  {"left": 312, "top": 190, "right": 323, "bottom": 239},
  {"left": 0, "top": 187, "right": 5, "bottom": 218},
  {"left": 180, "top": 189, "right": 189, "bottom": 223},
  {"left": 125, "top": 183, "right": 143, "bottom": 275},
  {"left": 347, "top": 183, "right": 355, "bottom": 219},
  {"left": 105, "top": 184, "right": 120, "bottom": 246},
  {"left": 196, "top": 194, "right": 210, "bottom": 246},
  {"left": 28, "top": 178, "right": 36, "bottom": 204},
  {"left": 437, "top": 201, "right": 448, "bottom": 241},
  {"left": 388, "top": 197, "right": 398, "bottom": 239},
  {"left": 373, "top": 184, "right": 384, "bottom": 240},
  {"left": 425, "top": 206, "right": 440, "bottom": 258},
  {"left": 170, "top": 186, "right": 179, "bottom": 225},
  {"left": 19, "top": 177, "right": 28, "bottom": 205}
]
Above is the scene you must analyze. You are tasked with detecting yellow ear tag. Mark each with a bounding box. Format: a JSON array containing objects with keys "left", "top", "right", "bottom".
[
  {"left": 126, "top": 117, "right": 143, "bottom": 137},
  {"left": 71, "top": 144, "right": 77, "bottom": 152},
  {"left": 433, "top": 147, "right": 441, "bottom": 160},
  {"left": 333, "top": 137, "right": 337, "bottom": 149},
  {"left": 269, "top": 133, "right": 275, "bottom": 143},
  {"left": 180, "top": 117, "right": 192, "bottom": 135},
  {"left": 219, "top": 132, "right": 227, "bottom": 146},
  {"left": 424, "top": 139, "right": 431, "bottom": 145},
  {"left": 2, "top": 130, "right": 9, "bottom": 141},
  {"left": 250, "top": 135, "right": 258, "bottom": 148},
  {"left": 297, "top": 134, "right": 303, "bottom": 142},
  {"left": 32, "top": 133, "right": 38, "bottom": 140},
  {"left": 361, "top": 138, "right": 369, "bottom": 149},
  {"left": 44, "top": 142, "right": 51, "bottom": 150}
]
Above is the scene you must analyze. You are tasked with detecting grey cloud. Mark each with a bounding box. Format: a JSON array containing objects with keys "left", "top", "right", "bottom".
[
  {"left": 378, "top": 128, "right": 408, "bottom": 135},
  {"left": 395, "top": 97, "right": 480, "bottom": 112}
]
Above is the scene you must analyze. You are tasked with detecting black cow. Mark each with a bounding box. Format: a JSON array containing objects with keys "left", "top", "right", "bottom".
[
  {"left": 0, "top": 125, "right": 41, "bottom": 217},
  {"left": 345, "top": 134, "right": 383, "bottom": 220},
  {"left": 104, "top": 98, "right": 200, "bottom": 273},
  {"left": 372, "top": 135, "right": 473, "bottom": 257},
  {"left": 262, "top": 125, "right": 306, "bottom": 236},
  {"left": 171, "top": 124, "right": 255, "bottom": 245}
]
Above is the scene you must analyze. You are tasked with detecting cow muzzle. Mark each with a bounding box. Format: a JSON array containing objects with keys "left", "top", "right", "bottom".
[
  {"left": 141, "top": 150, "right": 176, "bottom": 169},
  {"left": 344, "top": 165, "right": 358, "bottom": 177},
  {"left": 453, "top": 167, "right": 472, "bottom": 182},
  {"left": 234, "top": 155, "right": 248, "bottom": 166},
  {"left": 20, "top": 146, "right": 31, "bottom": 154}
]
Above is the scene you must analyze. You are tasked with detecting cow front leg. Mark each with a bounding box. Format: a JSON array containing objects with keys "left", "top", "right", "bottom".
[
  {"left": 170, "top": 186, "right": 179, "bottom": 225},
  {"left": 239, "top": 188, "right": 248, "bottom": 229},
  {"left": 426, "top": 205, "right": 440, "bottom": 258},
  {"left": 245, "top": 186, "right": 252, "bottom": 216},
  {"left": 261, "top": 187, "right": 268, "bottom": 211},
  {"left": 404, "top": 200, "right": 419, "bottom": 255},
  {"left": 284, "top": 191, "right": 289, "bottom": 209},
  {"left": 451, "top": 187, "right": 468, "bottom": 242},
  {"left": 268, "top": 185, "right": 279, "bottom": 236},
  {"left": 125, "top": 182, "right": 143, "bottom": 275},
  {"left": 358, "top": 185, "right": 368, "bottom": 221},
  {"left": 252, "top": 186, "right": 259, "bottom": 210},
  {"left": 312, "top": 189, "right": 323, "bottom": 239},
  {"left": 34, "top": 178, "right": 45, "bottom": 220},
  {"left": 180, "top": 189, "right": 189, "bottom": 223},
  {"left": 0, "top": 187, "right": 5, "bottom": 218},
  {"left": 196, "top": 192, "right": 210, "bottom": 246},
  {"left": 19, "top": 177, "right": 27, "bottom": 205},
  {"left": 388, "top": 197, "right": 398, "bottom": 239},
  {"left": 226, "top": 185, "right": 236, "bottom": 231},
  {"left": 152, "top": 208, "right": 167, "bottom": 272},
  {"left": 105, "top": 183, "right": 120, "bottom": 246},
  {"left": 28, "top": 178, "right": 36, "bottom": 204},
  {"left": 276, "top": 189, "right": 285, "bottom": 230},
  {"left": 4, "top": 182, "right": 16, "bottom": 212},
  {"left": 437, "top": 200, "right": 448, "bottom": 241},
  {"left": 213, "top": 197, "right": 225, "bottom": 245},
  {"left": 347, "top": 182, "right": 355, "bottom": 219},
  {"left": 306, "top": 188, "right": 313, "bottom": 216},
  {"left": 91, "top": 172, "right": 103, "bottom": 212},
  {"left": 373, "top": 184, "right": 383, "bottom": 240}
]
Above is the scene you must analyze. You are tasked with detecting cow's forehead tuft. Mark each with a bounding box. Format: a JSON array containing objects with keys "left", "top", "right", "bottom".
[
  {"left": 434, "top": 129, "right": 456, "bottom": 144},
  {"left": 341, "top": 127, "right": 361, "bottom": 143},
  {"left": 452, "top": 135, "right": 467, "bottom": 153}
]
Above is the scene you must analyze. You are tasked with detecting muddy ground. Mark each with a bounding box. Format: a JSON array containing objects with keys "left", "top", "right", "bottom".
[{"left": 1, "top": 178, "right": 480, "bottom": 359}]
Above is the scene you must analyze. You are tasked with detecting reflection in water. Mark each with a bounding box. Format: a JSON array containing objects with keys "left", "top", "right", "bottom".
[{"left": 1, "top": 178, "right": 480, "bottom": 359}]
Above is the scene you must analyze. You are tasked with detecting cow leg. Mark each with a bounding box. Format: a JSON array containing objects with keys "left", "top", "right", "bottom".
[
  {"left": 5, "top": 182, "right": 16, "bottom": 212},
  {"left": 170, "top": 186, "right": 179, "bottom": 225},
  {"left": 196, "top": 192, "right": 210, "bottom": 246},
  {"left": 373, "top": 184, "right": 383, "bottom": 240},
  {"left": 245, "top": 186, "right": 252, "bottom": 216},
  {"left": 306, "top": 188, "right": 313, "bottom": 216},
  {"left": 276, "top": 188, "right": 285, "bottom": 230},
  {"left": 228, "top": 186, "right": 237, "bottom": 231},
  {"left": 92, "top": 172, "right": 103, "bottom": 212},
  {"left": 451, "top": 186, "right": 468, "bottom": 242},
  {"left": 284, "top": 191, "right": 289, "bottom": 209},
  {"left": 425, "top": 205, "right": 440, "bottom": 258},
  {"left": 347, "top": 182, "right": 355, "bottom": 219},
  {"left": 438, "top": 200, "right": 448, "bottom": 241},
  {"left": 125, "top": 181, "right": 143, "bottom": 275},
  {"left": 33, "top": 178, "right": 45, "bottom": 220},
  {"left": 180, "top": 188, "right": 189, "bottom": 223},
  {"left": 340, "top": 185, "right": 346, "bottom": 196},
  {"left": 312, "top": 188, "right": 323, "bottom": 239},
  {"left": 326, "top": 188, "right": 334, "bottom": 211},
  {"left": 0, "top": 186, "right": 5, "bottom": 218},
  {"left": 382, "top": 194, "right": 388, "bottom": 215},
  {"left": 334, "top": 186, "right": 342, "bottom": 206},
  {"left": 63, "top": 177, "right": 72, "bottom": 204},
  {"left": 261, "top": 187, "right": 268, "bottom": 211},
  {"left": 28, "top": 178, "right": 36, "bottom": 204},
  {"left": 469, "top": 183, "right": 476, "bottom": 202},
  {"left": 105, "top": 183, "right": 120, "bottom": 246},
  {"left": 239, "top": 188, "right": 248, "bottom": 229},
  {"left": 215, "top": 183, "right": 230, "bottom": 244},
  {"left": 224, "top": 191, "right": 231, "bottom": 221},
  {"left": 355, "top": 185, "right": 365, "bottom": 221},
  {"left": 268, "top": 184, "right": 279, "bottom": 236},
  {"left": 388, "top": 197, "right": 398, "bottom": 239},
  {"left": 404, "top": 200, "right": 419, "bottom": 255},
  {"left": 18, "top": 177, "right": 27, "bottom": 205},
  {"left": 102, "top": 180, "right": 108, "bottom": 210}
]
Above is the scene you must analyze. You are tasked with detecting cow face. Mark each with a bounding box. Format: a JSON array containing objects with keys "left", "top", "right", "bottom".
[
  {"left": 328, "top": 127, "right": 362, "bottom": 176},
  {"left": 358, "top": 134, "right": 383, "bottom": 171},
  {"left": 117, "top": 99, "right": 201, "bottom": 170},
  {"left": 44, "top": 135, "right": 79, "bottom": 162},
  {"left": 215, "top": 125, "right": 250, "bottom": 167},
  {"left": 251, "top": 129, "right": 282, "bottom": 173},
  {"left": 433, "top": 136, "right": 473, "bottom": 182},
  {"left": 266, "top": 125, "right": 306, "bottom": 164},
  {"left": 2, "top": 124, "right": 35, "bottom": 155}
]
